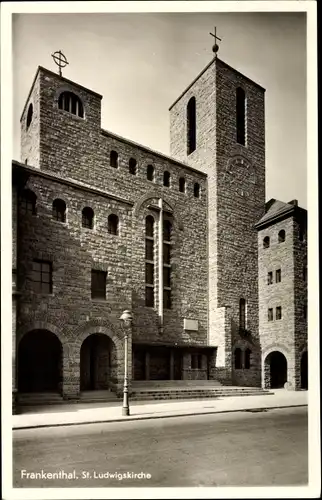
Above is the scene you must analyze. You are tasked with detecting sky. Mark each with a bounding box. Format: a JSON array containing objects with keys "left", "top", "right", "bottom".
[{"left": 12, "top": 11, "right": 307, "bottom": 207}]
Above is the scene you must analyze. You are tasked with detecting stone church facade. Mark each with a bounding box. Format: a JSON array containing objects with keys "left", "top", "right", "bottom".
[{"left": 12, "top": 54, "right": 308, "bottom": 406}]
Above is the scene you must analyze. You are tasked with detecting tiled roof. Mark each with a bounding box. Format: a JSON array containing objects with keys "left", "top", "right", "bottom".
[{"left": 256, "top": 199, "right": 295, "bottom": 227}]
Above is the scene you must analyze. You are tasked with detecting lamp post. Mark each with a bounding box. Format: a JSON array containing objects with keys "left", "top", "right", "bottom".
[{"left": 119, "top": 310, "right": 133, "bottom": 416}]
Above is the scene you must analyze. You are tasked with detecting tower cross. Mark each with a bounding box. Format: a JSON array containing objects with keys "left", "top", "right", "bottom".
[{"left": 209, "top": 27, "right": 222, "bottom": 55}]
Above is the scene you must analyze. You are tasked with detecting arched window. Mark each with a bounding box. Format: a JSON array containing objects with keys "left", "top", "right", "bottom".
[
  {"left": 82, "top": 207, "right": 94, "bottom": 229},
  {"left": 19, "top": 189, "right": 37, "bottom": 215},
  {"left": 163, "top": 171, "right": 170, "bottom": 187},
  {"left": 129, "top": 158, "right": 137, "bottom": 175},
  {"left": 147, "top": 165, "right": 154, "bottom": 182},
  {"left": 145, "top": 215, "right": 155, "bottom": 307},
  {"left": 236, "top": 87, "right": 246, "bottom": 146},
  {"left": 108, "top": 214, "right": 119, "bottom": 235},
  {"left": 110, "top": 151, "right": 118, "bottom": 168},
  {"left": 58, "top": 91, "right": 84, "bottom": 118},
  {"left": 194, "top": 183, "right": 200, "bottom": 198},
  {"left": 52, "top": 199, "right": 66, "bottom": 222},
  {"left": 26, "top": 103, "right": 33, "bottom": 129},
  {"left": 187, "top": 96, "right": 196, "bottom": 155},
  {"left": 239, "top": 298, "right": 246, "bottom": 330},
  {"left": 263, "top": 236, "right": 270, "bottom": 248},
  {"left": 179, "top": 177, "right": 186, "bottom": 193},
  {"left": 245, "top": 348, "right": 251, "bottom": 369},
  {"left": 234, "top": 348, "right": 242, "bottom": 369},
  {"left": 278, "top": 230, "right": 285, "bottom": 243}
]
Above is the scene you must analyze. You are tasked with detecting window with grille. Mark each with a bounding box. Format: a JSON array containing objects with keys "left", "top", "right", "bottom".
[
  {"left": 32, "top": 260, "right": 52, "bottom": 294},
  {"left": 82, "top": 207, "right": 94, "bottom": 229},
  {"left": 58, "top": 91, "right": 84, "bottom": 118},
  {"left": 19, "top": 189, "right": 37, "bottom": 215},
  {"left": 145, "top": 215, "right": 155, "bottom": 307},
  {"left": 52, "top": 199, "right": 66, "bottom": 222},
  {"left": 91, "top": 270, "right": 107, "bottom": 299}
]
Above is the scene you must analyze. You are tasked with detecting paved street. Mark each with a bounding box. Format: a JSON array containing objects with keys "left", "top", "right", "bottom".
[{"left": 13, "top": 406, "right": 308, "bottom": 488}]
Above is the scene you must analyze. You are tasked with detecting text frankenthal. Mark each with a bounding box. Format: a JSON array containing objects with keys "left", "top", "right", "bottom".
[{"left": 20, "top": 469, "right": 152, "bottom": 480}]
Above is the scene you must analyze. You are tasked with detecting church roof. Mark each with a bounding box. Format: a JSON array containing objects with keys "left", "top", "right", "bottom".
[{"left": 255, "top": 199, "right": 299, "bottom": 229}]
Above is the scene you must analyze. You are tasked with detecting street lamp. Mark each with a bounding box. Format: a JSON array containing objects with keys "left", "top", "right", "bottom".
[{"left": 119, "top": 310, "right": 133, "bottom": 416}]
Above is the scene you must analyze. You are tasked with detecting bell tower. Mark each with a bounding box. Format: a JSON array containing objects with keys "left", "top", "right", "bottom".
[{"left": 169, "top": 37, "right": 266, "bottom": 385}]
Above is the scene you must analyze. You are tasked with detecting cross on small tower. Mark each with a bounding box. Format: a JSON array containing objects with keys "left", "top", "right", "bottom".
[
  {"left": 209, "top": 27, "right": 222, "bottom": 56},
  {"left": 51, "top": 50, "right": 69, "bottom": 77}
]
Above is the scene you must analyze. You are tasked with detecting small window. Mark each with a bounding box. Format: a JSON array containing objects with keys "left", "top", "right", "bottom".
[
  {"left": 129, "top": 158, "right": 137, "bottom": 175},
  {"left": 245, "top": 348, "right": 251, "bottom": 369},
  {"left": 26, "top": 103, "right": 33, "bottom": 129},
  {"left": 187, "top": 96, "right": 196, "bottom": 155},
  {"left": 267, "top": 272, "right": 273, "bottom": 285},
  {"left": 91, "top": 270, "right": 106, "bottom": 300},
  {"left": 32, "top": 260, "right": 52, "bottom": 294},
  {"left": 234, "top": 348, "right": 242, "bottom": 369},
  {"left": 276, "top": 306, "right": 282, "bottom": 320},
  {"left": 110, "top": 151, "right": 118, "bottom": 168},
  {"left": 263, "top": 236, "right": 270, "bottom": 249},
  {"left": 268, "top": 308, "right": 273, "bottom": 322},
  {"left": 191, "top": 354, "right": 202, "bottom": 370},
  {"left": 52, "top": 199, "right": 66, "bottom": 222},
  {"left": 163, "top": 171, "right": 170, "bottom": 187},
  {"left": 239, "top": 298, "right": 246, "bottom": 330},
  {"left": 236, "top": 87, "right": 246, "bottom": 146},
  {"left": 179, "top": 177, "right": 186, "bottom": 193},
  {"left": 276, "top": 269, "right": 281, "bottom": 283},
  {"left": 278, "top": 230, "right": 285, "bottom": 243},
  {"left": 147, "top": 165, "right": 154, "bottom": 182},
  {"left": 19, "top": 189, "right": 37, "bottom": 215},
  {"left": 82, "top": 207, "right": 94, "bottom": 229},
  {"left": 108, "top": 214, "right": 119, "bottom": 235},
  {"left": 194, "top": 183, "right": 200, "bottom": 198},
  {"left": 58, "top": 91, "right": 84, "bottom": 118}
]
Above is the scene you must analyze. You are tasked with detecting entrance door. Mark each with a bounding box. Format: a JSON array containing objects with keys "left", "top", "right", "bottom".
[
  {"left": 173, "top": 351, "right": 182, "bottom": 380},
  {"left": 18, "top": 330, "right": 62, "bottom": 393},
  {"left": 301, "top": 351, "right": 308, "bottom": 389},
  {"left": 267, "top": 351, "right": 288, "bottom": 389},
  {"left": 80, "top": 334, "right": 112, "bottom": 390},
  {"left": 149, "top": 347, "right": 170, "bottom": 380}
]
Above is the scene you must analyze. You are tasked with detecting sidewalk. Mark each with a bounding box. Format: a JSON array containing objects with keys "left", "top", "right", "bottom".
[{"left": 13, "top": 389, "right": 308, "bottom": 430}]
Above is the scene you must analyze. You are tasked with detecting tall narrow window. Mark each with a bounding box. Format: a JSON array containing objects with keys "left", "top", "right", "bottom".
[
  {"left": 276, "top": 306, "right": 282, "bottom": 320},
  {"left": 245, "top": 349, "right": 251, "bottom": 369},
  {"left": 163, "top": 219, "right": 172, "bottom": 309},
  {"left": 58, "top": 91, "right": 84, "bottom": 118},
  {"left": 179, "top": 177, "right": 186, "bottom": 193},
  {"left": 32, "top": 260, "right": 52, "bottom": 294},
  {"left": 267, "top": 272, "right": 273, "bottom": 285},
  {"left": 91, "top": 270, "right": 106, "bottom": 300},
  {"left": 129, "top": 158, "right": 137, "bottom": 175},
  {"left": 187, "top": 96, "right": 196, "bottom": 155},
  {"left": 276, "top": 269, "right": 281, "bottom": 283},
  {"left": 278, "top": 230, "right": 285, "bottom": 243},
  {"left": 108, "top": 214, "right": 119, "bottom": 235},
  {"left": 82, "top": 207, "right": 94, "bottom": 229},
  {"left": 147, "top": 165, "right": 154, "bottom": 182},
  {"left": 145, "top": 215, "right": 155, "bottom": 307},
  {"left": 194, "top": 183, "right": 200, "bottom": 198},
  {"left": 52, "top": 199, "right": 66, "bottom": 222},
  {"left": 268, "top": 308, "right": 273, "bottom": 321},
  {"left": 234, "top": 348, "right": 242, "bottom": 369},
  {"left": 26, "top": 103, "right": 33, "bottom": 129},
  {"left": 19, "top": 189, "right": 37, "bottom": 215},
  {"left": 110, "top": 151, "right": 118, "bottom": 168},
  {"left": 236, "top": 87, "right": 246, "bottom": 146},
  {"left": 163, "top": 171, "right": 170, "bottom": 187},
  {"left": 239, "top": 298, "right": 246, "bottom": 330}
]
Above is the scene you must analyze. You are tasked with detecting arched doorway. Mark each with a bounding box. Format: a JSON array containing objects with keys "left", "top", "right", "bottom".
[
  {"left": 265, "top": 351, "right": 288, "bottom": 389},
  {"left": 18, "top": 330, "right": 63, "bottom": 393},
  {"left": 80, "top": 334, "right": 114, "bottom": 391},
  {"left": 301, "top": 351, "right": 308, "bottom": 389}
]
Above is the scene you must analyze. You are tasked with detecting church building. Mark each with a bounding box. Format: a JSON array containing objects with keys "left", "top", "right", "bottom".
[{"left": 12, "top": 43, "right": 307, "bottom": 408}]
